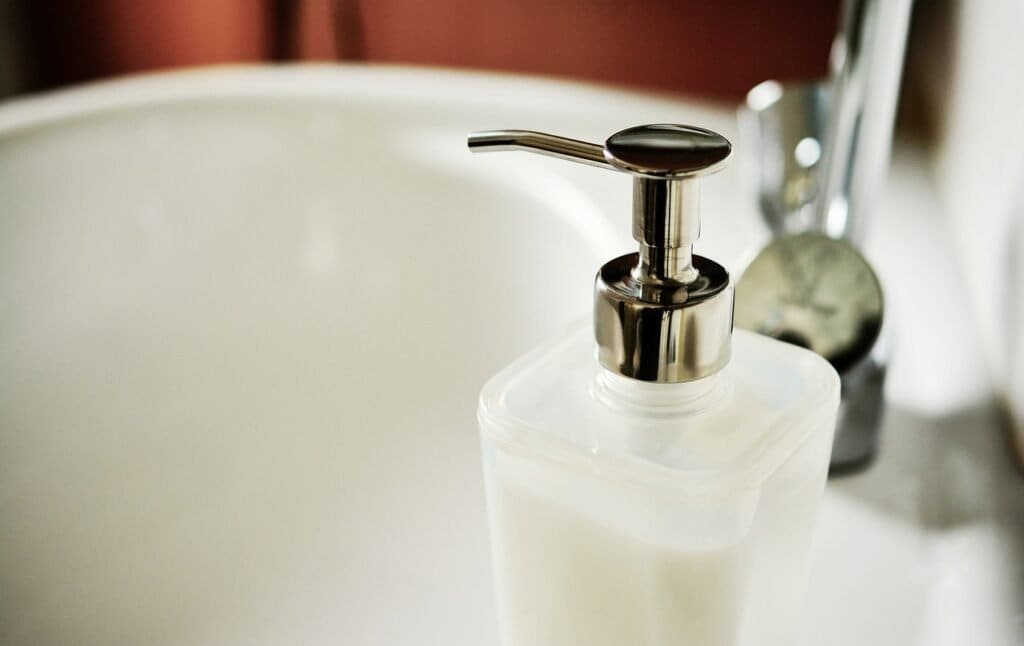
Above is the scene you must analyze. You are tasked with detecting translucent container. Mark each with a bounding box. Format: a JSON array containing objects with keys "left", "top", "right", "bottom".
[{"left": 479, "top": 324, "right": 840, "bottom": 646}]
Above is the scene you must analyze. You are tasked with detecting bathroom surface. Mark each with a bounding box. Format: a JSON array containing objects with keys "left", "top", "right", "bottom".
[{"left": 1, "top": 66, "right": 1021, "bottom": 645}]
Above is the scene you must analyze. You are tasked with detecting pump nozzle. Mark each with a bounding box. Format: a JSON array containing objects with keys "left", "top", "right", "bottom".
[{"left": 468, "top": 124, "right": 735, "bottom": 383}]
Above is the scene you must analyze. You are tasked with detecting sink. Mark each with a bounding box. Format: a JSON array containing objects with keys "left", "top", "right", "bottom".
[{"left": 1, "top": 65, "right": 1020, "bottom": 645}]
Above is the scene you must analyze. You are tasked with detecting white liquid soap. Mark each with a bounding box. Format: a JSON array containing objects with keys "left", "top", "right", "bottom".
[
  {"left": 469, "top": 125, "right": 840, "bottom": 646},
  {"left": 491, "top": 482, "right": 748, "bottom": 646}
]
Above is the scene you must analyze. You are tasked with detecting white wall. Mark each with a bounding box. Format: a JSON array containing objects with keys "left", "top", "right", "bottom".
[{"left": 930, "top": 0, "right": 1024, "bottom": 457}]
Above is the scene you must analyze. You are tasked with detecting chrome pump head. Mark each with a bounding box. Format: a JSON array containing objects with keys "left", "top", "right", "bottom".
[{"left": 468, "top": 124, "right": 734, "bottom": 383}]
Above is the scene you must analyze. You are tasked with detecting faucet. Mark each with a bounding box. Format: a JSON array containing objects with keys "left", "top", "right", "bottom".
[
  {"left": 744, "top": 0, "right": 913, "bottom": 243},
  {"left": 818, "top": 0, "right": 914, "bottom": 243},
  {"left": 736, "top": 0, "right": 913, "bottom": 471}
]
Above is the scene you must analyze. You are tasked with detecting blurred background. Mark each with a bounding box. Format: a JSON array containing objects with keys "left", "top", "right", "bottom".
[{"left": 1, "top": 1, "right": 842, "bottom": 100}]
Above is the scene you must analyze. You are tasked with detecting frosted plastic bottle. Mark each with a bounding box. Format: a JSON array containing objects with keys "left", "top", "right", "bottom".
[{"left": 468, "top": 125, "right": 840, "bottom": 646}]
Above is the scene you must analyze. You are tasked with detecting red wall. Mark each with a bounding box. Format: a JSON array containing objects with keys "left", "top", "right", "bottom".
[{"left": 23, "top": 0, "right": 839, "bottom": 100}]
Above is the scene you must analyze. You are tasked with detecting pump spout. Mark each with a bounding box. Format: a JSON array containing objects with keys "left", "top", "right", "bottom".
[{"left": 467, "top": 130, "right": 613, "bottom": 171}]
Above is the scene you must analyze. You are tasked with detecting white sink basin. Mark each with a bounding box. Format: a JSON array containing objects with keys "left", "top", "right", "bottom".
[{"left": 1, "top": 66, "right": 1020, "bottom": 645}]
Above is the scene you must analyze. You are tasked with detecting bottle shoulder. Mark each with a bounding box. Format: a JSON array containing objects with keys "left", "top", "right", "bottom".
[{"left": 479, "top": 324, "right": 840, "bottom": 492}]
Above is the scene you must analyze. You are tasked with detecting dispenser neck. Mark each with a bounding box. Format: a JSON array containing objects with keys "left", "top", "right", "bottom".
[
  {"left": 632, "top": 177, "right": 700, "bottom": 284},
  {"left": 593, "top": 364, "right": 722, "bottom": 415}
]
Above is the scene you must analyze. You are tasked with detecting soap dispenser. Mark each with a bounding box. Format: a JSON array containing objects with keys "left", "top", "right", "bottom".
[{"left": 469, "top": 125, "right": 841, "bottom": 646}]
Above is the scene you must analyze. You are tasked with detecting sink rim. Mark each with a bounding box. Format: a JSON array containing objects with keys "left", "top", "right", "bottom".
[{"left": 0, "top": 63, "right": 725, "bottom": 139}]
